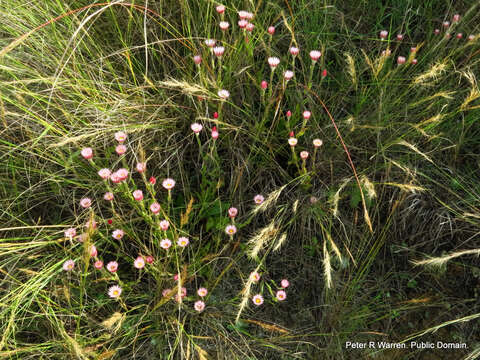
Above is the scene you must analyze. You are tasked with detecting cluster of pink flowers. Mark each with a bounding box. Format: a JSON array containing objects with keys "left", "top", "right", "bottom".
[{"left": 250, "top": 275, "right": 290, "bottom": 306}]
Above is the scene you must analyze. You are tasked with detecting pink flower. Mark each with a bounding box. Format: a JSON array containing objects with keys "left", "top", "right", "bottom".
[
  {"left": 114, "top": 131, "right": 127, "bottom": 143},
  {"left": 309, "top": 50, "right": 321, "bottom": 61},
  {"left": 453, "top": 14, "right": 460, "bottom": 22},
  {"left": 134, "top": 256, "right": 145, "bottom": 269},
  {"left": 194, "top": 300, "right": 205, "bottom": 312},
  {"left": 381, "top": 49, "right": 391, "bottom": 56},
  {"left": 288, "top": 137, "right": 298, "bottom": 147},
  {"left": 80, "top": 198, "right": 92, "bottom": 208},
  {"left": 213, "top": 46, "right": 225, "bottom": 57},
  {"left": 280, "top": 279, "right": 290, "bottom": 288},
  {"left": 289, "top": 46, "right": 299, "bottom": 56},
  {"left": 276, "top": 290, "right": 287, "bottom": 301},
  {"left": 159, "top": 220, "right": 169, "bottom": 231},
  {"left": 112, "top": 229, "right": 124, "bottom": 240},
  {"left": 174, "top": 287, "right": 187, "bottom": 303},
  {"left": 238, "top": 19, "right": 248, "bottom": 29},
  {"left": 254, "top": 194, "right": 264, "bottom": 204},
  {"left": 108, "top": 285, "right": 122, "bottom": 298},
  {"left": 63, "top": 259, "right": 75, "bottom": 271},
  {"left": 252, "top": 294, "right": 264, "bottom": 306},
  {"left": 205, "top": 39, "right": 216, "bottom": 47},
  {"left": 250, "top": 271, "right": 261, "bottom": 282},
  {"left": 261, "top": 80, "right": 268, "bottom": 89},
  {"left": 468, "top": 34, "right": 475, "bottom": 41},
  {"left": 396, "top": 34, "right": 403, "bottom": 41},
  {"left": 197, "top": 287, "right": 208, "bottom": 297},
  {"left": 286, "top": 110, "right": 292, "bottom": 117},
  {"left": 106, "top": 261, "right": 118, "bottom": 273},
  {"left": 379, "top": 30, "right": 388, "bottom": 39},
  {"left": 456, "top": 33, "right": 463, "bottom": 39},
  {"left": 284, "top": 70, "right": 294, "bottom": 81},
  {"left": 443, "top": 21, "right": 450, "bottom": 28},
  {"left": 211, "top": 126, "right": 219, "bottom": 139},
  {"left": 85, "top": 219, "right": 97, "bottom": 230},
  {"left": 191, "top": 123, "right": 203, "bottom": 133},
  {"left": 115, "top": 144, "right": 127, "bottom": 155},
  {"left": 434, "top": 29, "right": 440, "bottom": 35},
  {"left": 219, "top": 21, "right": 229, "bottom": 30},
  {"left": 322, "top": 69, "right": 327, "bottom": 78},
  {"left": 268, "top": 57, "right": 280, "bottom": 68},
  {"left": 133, "top": 190, "right": 143, "bottom": 201},
  {"left": 162, "top": 178, "right": 175, "bottom": 190},
  {"left": 303, "top": 110, "right": 311, "bottom": 119},
  {"left": 104, "top": 192, "right": 114, "bottom": 201},
  {"left": 246, "top": 23, "right": 254, "bottom": 32},
  {"left": 145, "top": 255, "right": 154, "bottom": 264},
  {"left": 193, "top": 55, "right": 202, "bottom": 64},
  {"left": 150, "top": 202, "right": 161, "bottom": 214},
  {"left": 397, "top": 56, "right": 406, "bottom": 65},
  {"left": 238, "top": 10, "right": 253, "bottom": 20},
  {"left": 177, "top": 237, "right": 190, "bottom": 247},
  {"left": 64, "top": 228, "right": 76, "bottom": 239},
  {"left": 94, "top": 260, "right": 103, "bottom": 269},
  {"left": 136, "top": 162, "right": 146, "bottom": 173},
  {"left": 149, "top": 176, "right": 156, "bottom": 185},
  {"left": 173, "top": 273, "right": 179, "bottom": 281},
  {"left": 445, "top": 33, "right": 451, "bottom": 39},
  {"left": 89, "top": 244, "right": 97, "bottom": 257},
  {"left": 116, "top": 168, "right": 129, "bottom": 181},
  {"left": 213, "top": 112, "right": 219, "bottom": 119},
  {"left": 162, "top": 288, "right": 172, "bottom": 297},
  {"left": 78, "top": 233, "right": 88, "bottom": 242},
  {"left": 300, "top": 151, "right": 309, "bottom": 160},
  {"left": 160, "top": 238, "right": 172, "bottom": 249},
  {"left": 110, "top": 172, "right": 121, "bottom": 183},
  {"left": 410, "top": 47, "right": 417, "bottom": 53},
  {"left": 268, "top": 26, "right": 275, "bottom": 35},
  {"left": 216, "top": 4, "right": 225, "bottom": 14},
  {"left": 228, "top": 207, "right": 238, "bottom": 218},
  {"left": 412, "top": 58, "right": 418, "bottom": 65},
  {"left": 98, "top": 168, "right": 111, "bottom": 179},
  {"left": 81, "top": 147, "right": 93, "bottom": 160},
  {"left": 225, "top": 224, "right": 237, "bottom": 235},
  {"left": 313, "top": 139, "right": 323, "bottom": 147},
  {"left": 218, "top": 89, "right": 230, "bottom": 99}
]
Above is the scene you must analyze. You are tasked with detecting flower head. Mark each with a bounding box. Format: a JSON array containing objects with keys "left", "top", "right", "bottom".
[
  {"left": 412, "top": 58, "right": 418, "bottom": 65},
  {"left": 114, "top": 131, "right": 127, "bottom": 143},
  {"left": 468, "top": 34, "right": 475, "bottom": 41},
  {"left": 225, "top": 224, "right": 237, "bottom": 235},
  {"left": 254, "top": 194, "right": 264, "bottom": 204},
  {"left": 216, "top": 4, "right": 225, "bottom": 13},
  {"left": 303, "top": 110, "right": 311, "bottom": 119},
  {"left": 396, "top": 34, "right": 404, "bottom": 41},
  {"left": 284, "top": 70, "right": 294, "bottom": 81},
  {"left": 379, "top": 30, "right": 388, "bottom": 39},
  {"left": 246, "top": 23, "right": 254, "bottom": 32},
  {"left": 205, "top": 39, "right": 216, "bottom": 47},
  {"left": 106, "top": 261, "right": 118, "bottom": 273},
  {"left": 313, "top": 139, "right": 323, "bottom": 147},
  {"left": 280, "top": 279, "right": 290, "bottom": 288},
  {"left": 286, "top": 110, "right": 292, "bottom": 117},
  {"left": 252, "top": 294, "right": 264, "bottom": 306},
  {"left": 94, "top": 260, "right": 103, "bottom": 269},
  {"left": 98, "top": 168, "right": 111, "bottom": 179},
  {"left": 211, "top": 126, "right": 219, "bottom": 139},
  {"left": 134, "top": 256, "right": 145, "bottom": 269},
  {"left": 238, "top": 19, "right": 248, "bottom": 29},
  {"left": 149, "top": 176, "right": 156, "bottom": 185},
  {"left": 162, "top": 178, "right": 175, "bottom": 190},
  {"left": 250, "top": 271, "right": 261, "bottom": 282},
  {"left": 162, "top": 288, "right": 172, "bottom": 297},
  {"left": 159, "top": 220, "right": 169, "bottom": 231},
  {"left": 150, "top": 202, "right": 161, "bottom": 214},
  {"left": 177, "top": 237, "right": 190, "bottom": 247},
  {"left": 213, "top": 46, "right": 225, "bottom": 57},
  {"left": 160, "top": 238, "right": 172, "bottom": 249},
  {"left": 268, "top": 26, "right": 275, "bottom": 35},
  {"left": 191, "top": 123, "right": 203, "bottom": 133},
  {"left": 322, "top": 69, "right": 327, "bottom": 78},
  {"left": 228, "top": 207, "right": 238, "bottom": 218},
  {"left": 288, "top": 137, "right": 298, "bottom": 147},
  {"left": 112, "top": 229, "right": 124, "bottom": 240},
  {"left": 80, "top": 198, "right": 92, "bottom": 208},
  {"left": 194, "top": 300, "right": 206, "bottom": 312},
  {"left": 300, "top": 151, "right": 309, "bottom": 160},
  {"left": 115, "top": 144, "right": 127, "bottom": 155},
  {"left": 238, "top": 10, "right": 253, "bottom": 20},
  {"left": 63, "top": 260, "right": 75, "bottom": 271},
  {"left": 453, "top": 14, "right": 460, "bottom": 22},
  {"left": 108, "top": 285, "right": 122, "bottom": 298},
  {"left": 397, "top": 56, "right": 406, "bottom": 65},
  {"left": 434, "top": 29, "right": 440, "bottom": 35},
  {"left": 443, "top": 21, "right": 450, "bottom": 28},
  {"left": 81, "top": 147, "right": 93, "bottom": 160},
  {"left": 218, "top": 89, "right": 230, "bottom": 99},
  {"left": 193, "top": 55, "right": 202, "bottom": 64},
  {"left": 268, "top": 57, "right": 280, "bottom": 68},
  {"left": 456, "top": 33, "right": 463, "bottom": 39},
  {"left": 309, "top": 50, "right": 321, "bottom": 61},
  {"left": 89, "top": 244, "right": 97, "bottom": 257},
  {"left": 261, "top": 80, "right": 268, "bottom": 89},
  {"left": 104, "top": 192, "right": 114, "bottom": 201},
  {"left": 136, "top": 162, "right": 146, "bottom": 173},
  {"left": 85, "top": 219, "right": 97, "bottom": 230},
  {"left": 219, "top": 21, "right": 229, "bottom": 30},
  {"left": 133, "top": 190, "right": 143, "bottom": 201},
  {"left": 197, "top": 287, "right": 208, "bottom": 297},
  {"left": 289, "top": 46, "right": 299, "bottom": 56},
  {"left": 145, "top": 255, "right": 154, "bottom": 264},
  {"left": 65, "top": 228, "right": 76, "bottom": 239},
  {"left": 116, "top": 168, "right": 129, "bottom": 181},
  {"left": 276, "top": 290, "right": 287, "bottom": 301}
]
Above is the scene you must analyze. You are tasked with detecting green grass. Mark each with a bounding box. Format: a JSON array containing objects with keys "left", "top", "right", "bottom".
[{"left": 1, "top": 0, "right": 480, "bottom": 359}]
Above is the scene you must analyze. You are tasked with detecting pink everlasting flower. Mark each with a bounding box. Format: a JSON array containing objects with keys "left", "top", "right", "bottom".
[
  {"left": 162, "top": 178, "right": 175, "bottom": 190},
  {"left": 78, "top": 233, "right": 88, "bottom": 242},
  {"left": 134, "top": 256, "right": 145, "bottom": 269},
  {"left": 284, "top": 70, "right": 294, "bottom": 81},
  {"left": 238, "top": 10, "right": 253, "bottom": 20},
  {"left": 303, "top": 110, "right": 311, "bottom": 119},
  {"left": 225, "top": 224, "right": 237, "bottom": 235},
  {"left": 98, "top": 168, "right": 111, "bottom": 179},
  {"left": 246, "top": 23, "right": 254, "bottom": 32},
  {"left": 250, "top": 271, "right": 261, "bottom": 282},
  {"left": 89, "top": 244, "right": 97, "bottom": 257},
  {"left": 145, "top": 255, "right": 154, "bottom": 264},
  {"left": 159, "top": 220, "right": 169, "bottom": 231},
  {"left": 177, "top": 237, "right": 190, "bottom": 247},
  {"left": 213, "top": 112, "right": 219, "bottom": 119},
  {"left": 205, "top": 39, "right": 216, "bottom": 47},
  {"left": 456, "top": 33, "right": 463, "bottom": 39},
  {"left": 268, "top": 26, "right": 275, "bottom": 35},
  {"left": 218, "top": 89, "right": 230, "bottom": 99},
  {"left": 213, "top": 46, "right": 225, "bottom": 57},
  {"left": 252, "top": 294, "right": 264, "bottom": 306},
  {"left": 110, "top": 172, "right": 121, "bottom": 183},
  {"left": 261, "top": 80, "right": 268, "bottom": 89},
  {"left": 81, "top": 147, "right": 93, "bottom": 160},
  {"left": 85, "top": 219, "right": 97, "bottom": 230},
  {"left": 434, "top": 29, "right": 440, "bottom": 35},
  {"left": 286, "top": 110, "right": 292, "bottom": 117},
  {"left": 276, "top": 290, "right": 287, "bottom": 301},
  {"left": 238, "top": 19, "right": 248, "bottom": 29},
  {"left": 149, "top": 176, "right": 156, "bottom": 185},
  {"left": 193, "top": 55, "right": 202, "bottom": 64},
  {"left": 162, "top": 288, "right": 172, "bottom": 297},
  {"left": 313, "top": 139, "right": 323, "bottom": 147},
  {"left": 381, "top": 49, "right": 391, "bottom": 56},
  {"left": 268, "top": 57, "right": 280, "bottom": 68},
  {"left": 160, "top": 238, "right": 172, "bottom": 249},
  {"left": 254, "top": 194, "right": 264, "bottom": 204},
  {"left": 410, "top": 47, "right": 417, "bottom": 53},
  {"left": 108, "top": 285, "right": 122, "bottom": 298},
  {"left": 115, "top": 144, "right": 127, "bottom": 155},
  {"left": 136, "top": 162, "right": 146, "bottom": 173},
  {"left": 228, "top": 207, "right": 238, "bottom": 218},
  {"left": 116, "top": 168, "right": 129, "bottom": 181},
  {"left": 114, "top": 131, "right": 127, "bottom": 143},
  {"left": 106, "top": 261, "right": 118, "bottom": 273},
  {"left": 133, "top": 190, "right": 143, "bottom": 201},
  {"left": 191, "top": 123, "right": 203, "bottom": 133},
  {"left": 453, "top": 14, "right": 460, "bottom": 22},
  {"left": 94, "top": 260, "right": 103, "bottom": 269},
  {"left": 397, "top": 56, "right": 406, "bottom": 65},
  {"left": 300, "top": 151, "right": 309, "bottom": 159},
  {"left": 280, "top": 279, "right": 290, "bottom": 288},
  {"left": 80, "top": 198, "right": 92, "bottom": 208},
  {"left": 219, "top": 21, "right": 229, "bottom": 30},
  {"left": 65, "top": 228, "right": 76, "bottom": 239},
  {"left": 197, "top": 287, "right": 208, "bottom": 297},
  {"left": 216, "top": 4, "right": 225, "bottom": 14},
  {"left": 150, "top": 202, "right": 161, "bottom": 214},
  {"left": 288, "top": 137, "right": 298, "bottom": 146},
  {"left": 173, "top": 273, "right": 179, "bottom": 281},
  {"left": 289, "top": 46, "right": 299, "bottom": 56},
  {"left": 443, "top": 21, "right": 450, "bottom": 28},
  {"left": 412, "top": 58, "right": 418, "bottom": 65},
  {"left": 396, "top": 34, "right": 404, "bottom": 41},
  {"left": 63, "top": 259, "right": 75, "bottom": 271},
  {"left": 112, "top": 229, "right": 124, "bottom": 240},
  {"left": 379, "top": 30, "right": 388, "bottom": 39},
  {"left": 309, "top": 50, "right": 321, "bottom": 61},
  {"left": 211, "top": 126, "right": 219, "bottom": 139},
  {"left": 468, "top": 34, "right": 475, "bottom": 41},
  {"left": 194, "top": 300, "right": 205, "bottom": 312},
  {"left": 322, "top": 69, "right": 327, "bottom": 78},
  {"left": 104, "top": 192, "right": 114, "bottom": 201}
]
